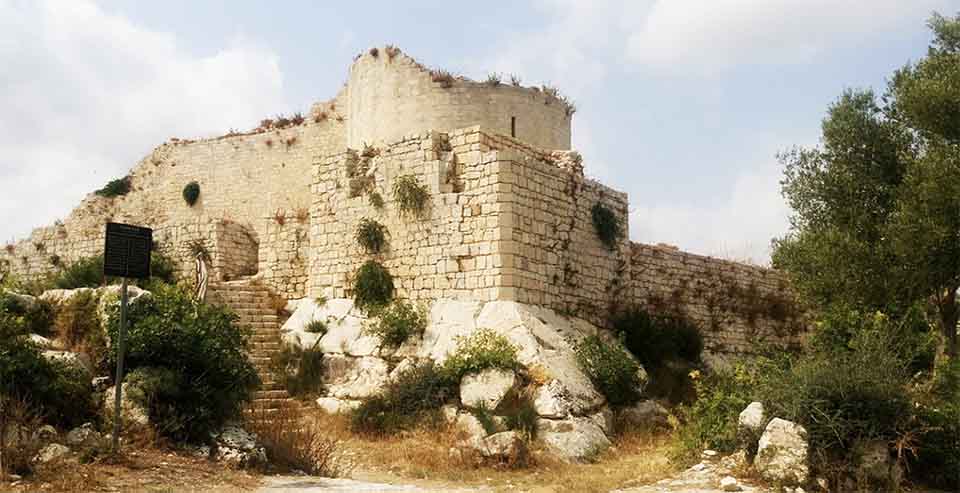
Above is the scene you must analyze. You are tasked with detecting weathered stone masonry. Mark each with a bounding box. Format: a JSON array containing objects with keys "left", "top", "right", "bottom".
[{"left": 1, "top": 46, "right": 805, "bottom": 356}]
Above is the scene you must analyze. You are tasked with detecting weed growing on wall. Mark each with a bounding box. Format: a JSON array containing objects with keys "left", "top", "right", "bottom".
[
  {"left": 352, "top": 260, "right": 394, "bottom": 312},
  {"left": 591, "top": 202, "right": 623, "bottom": 250},
  {"left": 430, "top": 70, "right": 455, "bottom": 88},
  {"left": 305, "top": 319, "right": 328, "bottom": 335},
  {"left": 392, "top": 174, "right": 430, "bottom": 218},
  {"left": 94, "top": 175, "right": 132, "bottom": 198},
  {"left": 485, "top": 73, "right": 502, "bottom": 87},
  {"left": 182, "top": 181, "right": 200, "bottom": 206},
  {"left": 354, "top": 218, "right": 388, "bottom": 254},
  {"left": 365, "top": 300, "right": 426, "bottom": 347},
  {"left": 442, "top": 328, "right": 520, "bottom": 381},
  {"left": 367, "top": 191, "right": 385, "bottom": 210},
  {"left": 574, "top": 335, "right": 643, "bottom": 406},
  {"left": 613, "top": 307, "right": 702, "bottom": 370}
]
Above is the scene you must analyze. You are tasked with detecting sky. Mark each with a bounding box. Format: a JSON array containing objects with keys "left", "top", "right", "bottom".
[{"left": 1, "top": 0, "right": 955, "bottom": 264}]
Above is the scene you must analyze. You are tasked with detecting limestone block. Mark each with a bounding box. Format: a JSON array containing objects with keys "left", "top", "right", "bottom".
[
  {"left": 323, "top": 355, "right": 390, "bottom": 399},
  {"left": 755, "top": 418, "right": 809, "bottom": 485},
  {"left": 459, "top": 369, "right": 517, "bottom": 410},
  {"left": 538, "top": 417, "right": 611, "bottom": 463}
]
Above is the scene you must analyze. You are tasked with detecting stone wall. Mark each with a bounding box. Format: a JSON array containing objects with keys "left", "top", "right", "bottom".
[
  {"left": 345, "top": 49, "right": 572, "bottom": 151},
  {"left": 309, "top": 127, "right": 508, "bottom": 302},
  {"left": 259, "top": 213, "right": 310, "bottom": 299},
  {"left": 628, "top": 243, "right": 806, "bottom": 355}
]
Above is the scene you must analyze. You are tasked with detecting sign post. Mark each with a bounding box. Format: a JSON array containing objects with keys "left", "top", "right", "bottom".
[{"left": 103, "top": 222, "right": 152, "bottom": 455}]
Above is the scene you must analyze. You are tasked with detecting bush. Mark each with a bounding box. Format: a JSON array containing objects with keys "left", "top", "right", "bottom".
[
  {"left": 755, "top": 327, "right": 913, "bottom": 487},
  {"left": 269, "top": 344, "right": 325, "bottom": 399},
  {"left": 305, "top": 319, "right": 327, "bottom": 335},
  {"left": 54, "top": 290, "right": 108, "bottom": 373},
  {"left": 182, "top": 181, "right": 200, "bottom": 206},
  {"left": 392, "top": 174, "right": 430, "bottom": 218},
  {"left": 574, "top": 335, "right": 643, "bottom": 406},
  {"left": 94, "top": 176, "right": 132, "bottom": 198},
  {"left": 354, "top": 218, "right": 388, "bottom": 254},
  {"left": 613, "top": 307, "right": 702, "bottom": 369},
  {"left": 591, "top": 202, "right": 623, "bottom": 250},
  {"left": 365, "top": 300, "right": 426, "bottom": 347},
  {"left": 105, "top": 284, "right": 259, "bottom": 442},
  {"left": 0, "top": 292, "right": 54, "bottom": 337},
  {"left": 145, "top": 252, "right": 178, "bottom": 288},
  {"left": 442, "top": 328, "right": 520, "bottom": 381},
  {"left": 671, "top": 363, "right": 763, "bottom": 465},
  {"left": 0, "top": 333, "right": 94, "bottom": 429},
  {"left": 351, "top": 361, "right": 455, "bottom": 436},
  {"left": 54, "top": 256, "right": 103, "bottom": 289},
  {"left": 352, "top": 260, "right": 394, "bottom": 312}
]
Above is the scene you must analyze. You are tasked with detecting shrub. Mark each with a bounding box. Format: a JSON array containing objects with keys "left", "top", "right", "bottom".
[
  {"left": 670, "top": 363, "right": 762, "bottom": 465},
  {"left": 0, "top": 292, "right": 54, "bottom": 337},
  {"left": 756, "top": 327, "right": 914, "bottom": 486},
  {"left": 105, "top": 284, "right": 259, "bottom": 442},
  {"left": 94, "top": 175, "right": 132, "bottom": 198},
  {"left": 442, "top": 328, "right": 520, "bottom": 381},
  {"left": 246, "top": 407, "right": 346, "bottom": 476},
  {"left": 54, "top": 256, "right": 103, "bottom": 289},
  {"left": 910, "top": 400, "right": 959, "bottom": 490},
  {"left": 471, "top": 403, "right": 499, "bottom": 435},
  {"left": 613, "top": 307, "right": 702, "bottom": 370},
  {"left": 305, "top": 319, "right": 327, "bottom": 335},
  {"left": 54, "top": 290, "right": 107, "bottom": 372},
  {"left": 145, "top": 252, "right": 178, "bottom": 288},
  {"left": 182, "top": 181, "right": 200, "bottom": 206},
  {"left": 430, "top": 69, "right": 455, "bottom": 88},
  {"left": 574, "top": 335, "right": 642, "bottom": 406},
  {"left": 392, "top": 174, "right": 430, "bottom": 218},
  {"left": 352, "top": 260, "right": 394, "bottom": 312},
  {"left": 0, "top": 332, "right": 94, "bottom": 429},
  {"left": 502, "top": 393, "right": 538, "bottom": 440},
  {"left": 351, "top": 361, "right": 455, "bottom": 436},
  {"left": 0, "top": 396, "right": 42, "bottom": 477},
  {"left": 269, "top": 343, "right": 324, "bottom": 399},
  {"left": 591, "top": 202, "right": 623, "bottom": 250},
  {"left": 354, "top": 218, "right": 388, "bottom": 254},
  {"left": 365, "top": 300, "right": 426, "bottom": 347}
]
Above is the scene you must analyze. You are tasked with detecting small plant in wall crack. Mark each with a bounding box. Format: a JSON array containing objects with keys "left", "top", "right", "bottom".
[
  {"left": 352, "top": 260, "right": 394, "bottom": 313},
  {"left": 273, "top": 209, "right": 287, "bottom": 226},
  {"left": 392, "top": 174, "right": 430, "bottom": 218},
  {"left": 591, "top": 202, "right": 623, "bottom": 250},
  {"left": 367, "top": 191, "right": 385, "bottom": 210},
  {"left": 305, "top": 319, "right": 328, "bottom": 336},
  {"left": 355, "top": 218, "right": 388, "bottom": 254},
  {"left": 182, "top": 181, "right": 200, "bottom": 206}
]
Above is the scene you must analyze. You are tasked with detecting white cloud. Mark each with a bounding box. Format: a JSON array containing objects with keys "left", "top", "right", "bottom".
[
  {"left": 627, "top": 0, "right": 953, "bottom": 75},
  {"left": 630, "top": 161, "right": 790, "bottom": 265},
  {"left": 0, "top": 0, "right": 287, "bottom": 241}
]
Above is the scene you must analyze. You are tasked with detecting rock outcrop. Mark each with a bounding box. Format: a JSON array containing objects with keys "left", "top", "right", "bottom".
[{"left": 754, "top": 418, "right": 809, "bottom": 485}]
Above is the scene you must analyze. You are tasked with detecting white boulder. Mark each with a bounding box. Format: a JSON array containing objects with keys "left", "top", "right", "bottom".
[
  {"left": 315, "top": 397, "right": 361, "bottom": 414},
  {"left": 212, "top": 425, "right": 267, "bottom": 468},
  {"left": 738, "top": 402, "right": 766, "bottom": 434},
  {"left": 533, "top": 380, "right": 572, "bottom": 418},
  {"left": 323, "top": 355, "right": 390, "bottom": 399},
  {"left": 102, "top": 383, "right": 151, "bottom": 427},
  {"left": 455, "top": 413, "right": 490, "bottom": 441},
  {"left": 459, "top": 369, "right": 517, "bottom": 410},
  {"left": 34, "top": 443, "right": 70, "bottom": 464},
  {"left": 65, "top": 423, "right": 102, "bottom": 449},
  {"left": 538, "top": 417, "right": 611, "bottom": 462},
  {"left": 755, "top": 418, "right": 809, "bottom": 485}
]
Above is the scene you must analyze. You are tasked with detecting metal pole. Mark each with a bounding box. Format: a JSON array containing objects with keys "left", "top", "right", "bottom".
[{"left": 112, "top": 277, "right": 128, "bottom": 455}]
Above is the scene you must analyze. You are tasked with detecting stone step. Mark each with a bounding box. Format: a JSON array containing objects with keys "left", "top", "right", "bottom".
[
  {"left": 247, "top": 398, "right": 291, "bottom": 410},
  {"left": 253, "top": 390, "right": 289, "bottom": 399}
]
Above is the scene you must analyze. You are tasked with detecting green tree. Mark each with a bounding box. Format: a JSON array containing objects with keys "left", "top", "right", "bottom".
[{"left": 774, "top": 13, "right": 960, "bottom": 358}]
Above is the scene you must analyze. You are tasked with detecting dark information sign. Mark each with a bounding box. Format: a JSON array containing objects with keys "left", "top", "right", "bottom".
[{"left": 103, "top": 222, "right": 152, "bottom": 279}]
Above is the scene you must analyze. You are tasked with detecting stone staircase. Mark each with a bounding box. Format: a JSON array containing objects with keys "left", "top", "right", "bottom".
[{"left": 208, "top": 279, "right": 296, "bottom": 421}]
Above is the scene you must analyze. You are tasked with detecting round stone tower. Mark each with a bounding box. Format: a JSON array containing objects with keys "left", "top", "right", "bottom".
[{"left": 343, "top": 47, "right": 572, "bottom": 150}]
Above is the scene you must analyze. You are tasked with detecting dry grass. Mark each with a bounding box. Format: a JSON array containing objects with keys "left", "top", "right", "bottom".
[
  {"left": 245, "top": 406, "right": 351, "bottom": 477},
  {"left": 303, "top": 411, "right": 677, "bottom": 492},
  {"left": 294, "top": 207, "right": 309, "bottom": 224},
  {"left": 272, "top": 209, "right": 286, "bottom": 226},
  {"left": 13, "top": 446, "right": 261, "bottom": 493}
]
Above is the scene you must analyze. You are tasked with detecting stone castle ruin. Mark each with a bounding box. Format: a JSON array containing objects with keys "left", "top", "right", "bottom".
[{"left": 1, "top": 47, "right": 804, "bottom": 358}]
